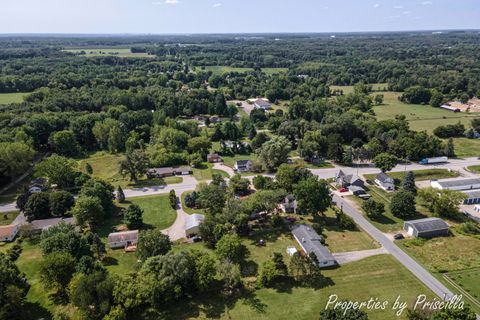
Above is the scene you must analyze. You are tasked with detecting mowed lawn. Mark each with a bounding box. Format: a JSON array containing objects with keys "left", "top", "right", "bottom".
[
  {"left": 0, "top": 92, "right": 30, "bottom": 104},
  {"left": 0, "top": 211, "right": 19, "bottom": 225},
  {"left": 193, "top": 162, "right": 229, "bottom": 181},
  {"left": 447, "top": 268, "right": 480, "bottom": 302},
  {"left": 77, "top": 151, "right": 182, "bottom": 189},
  {"left": 373, "top": 92, "right": 480, "bottom": 133},
  {"left": 453, "top": 138, "right": 480, "bottom": 157},
  {"left": 122, "top": 194, "right": 177, "bottom": 230}
]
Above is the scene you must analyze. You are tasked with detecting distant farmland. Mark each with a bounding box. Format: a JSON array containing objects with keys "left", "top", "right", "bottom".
[
  {"left": 62, "top": 47, "right": 154, "bottom": 58},
  {"left": 0, "top": 92, "right": 29, "bottom": 105}
]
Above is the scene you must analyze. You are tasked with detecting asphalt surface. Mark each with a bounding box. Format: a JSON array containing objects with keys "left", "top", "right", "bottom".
[{"left": 333, "top": 193, "right": 454, "bottom": 300}]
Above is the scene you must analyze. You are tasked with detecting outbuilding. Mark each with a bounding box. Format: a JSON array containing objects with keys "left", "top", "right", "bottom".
[
  {"left": 185, "top": 214, "right": 205, "bottom": 237},
  {"left": 0, "top": 224, "right": 20, "bottom": 242},
  {"left": 404, "top": 218, "right": 449, "bottom": 238},
  {"left": 291, "top": 224, "right": 336, "bottom": 268},
  {"left": 207, "top": 153, "right": 222, "bottom": 163},
  {"left": 462, "top": 190, "right": 480, "bottom": 205},
  {"left": 108, "top": 230, "right": 139, "bottom": 249},
  {"left": 431, "top": 177, "right": 480, "bottom": 191}
]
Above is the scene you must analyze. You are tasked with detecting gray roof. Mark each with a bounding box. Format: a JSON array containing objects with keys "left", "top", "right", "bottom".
[
  {"left": 376, "top": 172, "right": 394, "bottom": 183},
  {"left": 405, "top": 218, "right": 449, "bottom": 233},
  {"left": 108, "top": 230, "right": 139, "bottom": 243},
  {"left": 29, "top": 217, "right": 75, "bottom": 231},
  {"left": 185, "top": 214, "right": 205, "bottom": 230},
  {"left": 435, "top": 178, "right": 480, "bottom": 188},
  {"left": 348, "top": 185, "right": 365, "bottom": 193},
  {"left": 291, "top": 224, "right": 336, "bottom": 265},
  {"left": 236, "top": 160, "right": 252, "bottom": 166},
  {"left": 254, "top": 99, "right": 271, "bottom": 107},
  {"left": 175, "top": 166, "right": 192, "bottom": 172},
  {"left": 148, "top": 167, "right": 175, "bottom": 175},
  {"left": 463, "top": 190, "right": 480, "bottom": 199},
  {"left": 337, "top": 170, "right": 362, "bottom": 184}
]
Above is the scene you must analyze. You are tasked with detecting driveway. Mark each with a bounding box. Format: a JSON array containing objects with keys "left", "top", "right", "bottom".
[
  {"left": 213, "top": 162, "right": 235, "bottom": 177},
  {"left": 333, "top": 247, "right": 388, "bottom": 265},
  {"left": 332, "top": 194, "right": 454, "bottom": 300},
  {"left": 161, "top": 197, "right": 189, "bottom": 241},
  {"left": 228, "top": 100, "right": 254, "bottom": 115}
]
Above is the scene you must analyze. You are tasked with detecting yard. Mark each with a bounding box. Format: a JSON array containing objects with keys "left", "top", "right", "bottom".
[
  {"left": 77, "top": 151, "right": 182, "bottom": 189},
  {"left": 0, "top": 92, "right": 30, "bottom": 104},
  {"left": 180, "top": 190, "right": 205, "bottom": 215},
  {"left": 193, "top": 162, "right": 229, "bottom": 181},
  {"left": 454, "top": 138, "right": 480, "bottom": 158},
  {"left": 0, "top": 211, "right": 19, "bottom": 225}
]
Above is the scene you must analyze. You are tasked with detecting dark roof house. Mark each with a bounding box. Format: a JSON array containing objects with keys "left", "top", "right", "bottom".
[
  {"left": 404, "top": 218, "right": 449, "bottom": 238},
  {"left": 375, "top": 172, "right": 395, "bottom": 191},
  {"left": 291, "top": 224, "right": 336, "bottom": 268},
  {"left": 335, "top": 170, "right": 364, "bottom": 188}
]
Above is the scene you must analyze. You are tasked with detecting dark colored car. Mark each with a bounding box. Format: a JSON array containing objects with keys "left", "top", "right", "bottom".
[{"left": 393, "top": 233, "right": 404, "bottom": 240}]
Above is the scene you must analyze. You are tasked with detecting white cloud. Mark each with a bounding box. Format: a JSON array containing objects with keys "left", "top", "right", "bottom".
[
  {"left": 373, "top": 3, "right": 380, "bottom": 8},
  {"left": 393, "top": 5, "right": 403, "bottom": 9},
  {"left": 403, "top": 11, "right": 411, "bottom": 15},
  {"left": 213, "top": 3, "right": 222, "bottom": 7},
  {"left": 165, "top": 0, "right": 179, "bottom": 4},
  {"left": 421, "top": 1, "right": 433, "bottom": 5}
]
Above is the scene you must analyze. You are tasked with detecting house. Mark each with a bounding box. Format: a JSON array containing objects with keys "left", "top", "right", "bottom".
[
  {"left": 147, "top": 167, "right": 175, "bottom": 178},
  {"left": 431, "top": 177, "right": 480, "bottom": 191},
  {"left": 0, "top": 224, "right": 20, "bottom": 242},
  {"left": 108, "top": 230, "right": 139, "bottom": 249},
  {"left": 335, "top": 170, "right": 364, "bottom": 188},
  {"left": 29, "top": 217, "right": 75, "bottom": 233},
  {"left": 185, "top": 214, "right": 205, "bottom": 237},
  {"left": 349, "top": 185, "right": 366, "bottom": 196},
  {"left": 282, "top": 194, "right": 297, "bottom": 214},
  {"left": 175, "top": 166, "right": 193, "bottom": 175},
  {"left": 234, "top": 160, "right": 253, "bottom": 172},
  {"left": 253, "top": 98, "right": 272, "bottom": 110},
  {"left": 209, "top": 116, "right": 220, "bottom": 123},
  {"left": 207, "top": 153, "right": 222, "bottom": 163},
  {"left": 404, "top": 218, "right": 449, "bottom": 238},
  {"left": 291, "top": 224, "right": 337, "bottom": 268},
  {"left": 375, "top": 173, "right": 395, "bottom": 191}
]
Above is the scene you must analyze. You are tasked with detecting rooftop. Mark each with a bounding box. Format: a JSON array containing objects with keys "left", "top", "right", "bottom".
[
  {"left": 291, "top": 224, "right": 336, "bottom": 266},
  {"left": 434, "top": 177, "right": 480, "bottom": 188},
  {"left": 405, "top": 217, "right": 449, "bottom": 233},
  {"left": 376, "top": 172, "right": 393, "bottom": 183},
  {"left": 30, "top": 217, "right": 75, "bottom": 231},
  {"left": 185, "top": 214, "right": 205, "bottom": 230},
  {"left": 0, "top": 224, "right": 18, "bottom": 238},
  {"left": 108, "top": 230, "right": 139, "bottom": 242}
]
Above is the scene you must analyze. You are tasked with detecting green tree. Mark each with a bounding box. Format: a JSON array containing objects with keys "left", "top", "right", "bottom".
[
  {"left": 123, "top": 204, "right": 143, "bottom": 229},
  {"left": 251, "top": 132, "right": 269, "bottom": 150},
  {"left": 49, "top": 130, "right": 79, "bottom": 156},
  {"left": 215, "top": 233, "right": 246, "bottom": 264},
  {"left": 69, "top": 271, "right": 115, "bottom": 320},
  {"left": 85, "top": 162, "right": 93, "bottom": 175},
  {"left": 402, "top": 171, "right": 417, "bottom": 194},
  {"left": 0, "top": 142, "right": 35, "bottom": 179},
  {"left": 193, "top": 252, "right": 217, "bottom": 292},
  {"left": 275, "top": 164, "right": 312, "bottom": 192},
  {"left": 169, "top": 189, "right": 177, "bottom": 209},
  {"left": 374, "top": 94, "right": 384, "bottom": 105},
  {"left": 218, "top": 259, "right": 243, "bottom": 293},
  {"left": 119, "top": 149, "right": 149, "bottom": 183},
  {"left": 0, "top": 253, "right": 30, "bottom": 319},
  {"left": 390, "top": 190, "right": 416, "bottom": 218},
  {"left": 272, "top": 252, "right": 288, "bottom": 276},
  {"left": 36, "top": 155, "right": 78, "bottom": 188},
  {"left": 40, "top": 222, "right": 91, "bottom": 259},
  {"left": 257, "top": 260, "right": 279, "bottom": 287},
  {"left": 137, "top": 229, "right": 172, "bottom": 261},
  {"left": 373, "top": 152, "right": 399, "bottom": 172},
  {"left": 79, "top": 178, "right": 115, "bottom": 214},
  {"left": 49, "top": 191, "right": 74, "bottom": 217},
  {"left": 444, "top": 138, "right": 455, "bottom": 157},
  {"left": 117, "top": 186, "right": 125, "bottom": 203},
  {"left": 320, "top": 308, "right": 369, "bottom": 320},
  {"left": 39, "top": 252, "right": 76, "bottom": 299},
  {"left": 361, "top": 198, "right": 385, "bottom": 219},
  {"left": 429, "top": 90, "right": 444, "bottom": 108},
  {"left": 229, "top": 174, "right": 251, "bottom": 196},
  {"left": 24, "top": 192, "right": 51, "bottom": 222},
  {"left": 293, "top": 176, "right": 331, "bottom": 216},
  {"left": 72, "top": 196, "right": 105, "bottom": 230},
  {"left": 198, "top": 182, "right": 226, "bottom": 214},
  {"left": 256, "top": 136, "right": 291, "bottom": 172}
]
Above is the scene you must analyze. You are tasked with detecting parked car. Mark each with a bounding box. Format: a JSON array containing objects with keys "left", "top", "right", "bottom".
[
  {"left": 339, "top": 187, "right": 349, "bottom": 193},
  {"left": 366, "top": 179, "right": 373, "bottom": 185},
  {"left": 393, "top": 233, "right": 404, "bottom": 240},
  {"left": 191, "top": 236, "right": 202, "bottom": 242}
]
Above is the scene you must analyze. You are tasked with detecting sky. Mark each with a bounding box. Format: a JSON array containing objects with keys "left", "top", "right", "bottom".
[{"left": 1, "top": 0, "right": 479, "bottom": 34}]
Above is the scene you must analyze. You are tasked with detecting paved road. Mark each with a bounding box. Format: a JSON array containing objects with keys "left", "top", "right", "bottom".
[{"left": 332, "top": 193, "right": 454, "bottom": 300}]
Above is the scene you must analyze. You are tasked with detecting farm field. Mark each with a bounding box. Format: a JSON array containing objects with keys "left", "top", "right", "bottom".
[
  {"left": 63, "top": 47, "right": 154, "bottom": 58},
  {"left": 373, "top": 92, "right": 480, "bottom": 133},
  {"left": 200, "top": 65, "right": 288, "bottom": 75},
  {"left": 0, "top": 92, "right": 30, "bottom": 104},
  {"left": 77, "top": 152, "right": 182, "bottom": 189}
]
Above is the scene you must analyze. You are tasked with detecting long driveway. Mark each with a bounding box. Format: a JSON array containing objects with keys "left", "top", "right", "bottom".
[{"left": 332, "top": 193, "right": 454, "bottom": 300}]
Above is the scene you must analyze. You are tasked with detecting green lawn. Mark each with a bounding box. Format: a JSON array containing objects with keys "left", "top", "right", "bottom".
[
  {"left": 121, "top": 194, "right": 177, "bottom": 230},
  {"left": 454, "top": 138, "right": 480, "bottom": 157},
  {"left": 292, "top": 158, "right": 335, "bottom": 169},
  {"left": 63, "top": 47, "right": 154, "bottom": 58},
  {"left": 193, "top": 162, "right": 229, "bottom": 181},
  {"left": 364, "top": 169, "right": 459, "bottom": 186},
  {"left": 373, "top": 92, "right": 480, "bottom": 133},
  {"left": 77, "top": 151, "right": 182, "bottom": 189},
  {"left": 180, "top": 190, "right": 205, "bottom": 215},
  {"left": 0, "top": 211, "right": 19, "bottom": 225},
  {"left": 330, "top": 83, "right": 388, "bottom": 95},
  {"left": 200, "top": 66, "right": 288, "bottom": 76},
  {"left": 447, "top": 268, "right": 480, "bottom": 302},
  {"left": 0, "top": 92, "right": 30, "bottom": 104},
  {"left": 467, "top": 165, "right": 480, "bottom": 173}
]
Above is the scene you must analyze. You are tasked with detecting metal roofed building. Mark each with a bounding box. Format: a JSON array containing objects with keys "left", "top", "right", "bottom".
[
  {"left": 291, "top": 224, "right": 337, "bottom": 268},
  {"left": 463, "top": 189, "right": 480, "bottom": 204},
  {"left": 185, "top": 213, "right": 205, "bottom": 236},
  {"left": 431, "top": 177, "right": 480, "bottom": 191},
  {"left": 404, "top": 218, "right": 449, "bottom": 238}
]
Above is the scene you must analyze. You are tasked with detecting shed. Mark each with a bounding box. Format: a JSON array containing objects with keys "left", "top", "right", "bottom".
[
  {"left": 404, "top": 218, "right": 449, "bottom": 238},
  {"left": 185, "top": 214, "right": 205, "bottom": 236},
  {"left": 0, "top": 224, "right": 20, "bottom": 242},
  {"left": 108, "top": 230, "right": 139, "bottom": 249},
  {"left": 291, "top": 224, "right": 336, "bottom": 268}
]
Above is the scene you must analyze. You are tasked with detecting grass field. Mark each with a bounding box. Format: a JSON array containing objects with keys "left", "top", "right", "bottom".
[
  {"left": 200, "top": 66, "right": 288, "bottom": 76},
  {"left": 78, "top": 152, "right": 182, "bottom": 189},
  {"left": 373, "top": 92, "right": 480, "bottom": 133},
  {"left": 454, "top": 138, "right": 480, "bottom": 157},
  {"left": 447, "top": 268, "right": 480, "bottom": 302},
  {"left": 330, "top": 83, "right": 388, "bottom": 95},
  {"left": 0, "top": 211, "right": 19, "bottom": 225},
  {"left": 193, "top": 162, "right": 229, "bottom": 181},
  {"left": 364, "top": 169, "right": 459, "bottom": 186},
  {"left": 63, "top": 47, "right": 153, "bottom": 58},
  {"left": 0, "top": 92, "right": 30, "bottom": 104},
  {"left": 120, "top": 194, "right": 177, "bottom": 230}
]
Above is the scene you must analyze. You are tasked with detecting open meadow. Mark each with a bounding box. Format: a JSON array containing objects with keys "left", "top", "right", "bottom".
[
  {"left": 0, "top": 92, "right": 30, "bottom": 104},
  {"left": 63, "top": 47, "right": 154, "bottom": 58}
]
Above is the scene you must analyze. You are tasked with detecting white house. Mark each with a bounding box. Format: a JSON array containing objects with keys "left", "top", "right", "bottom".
[
  {"left": 185, "top": 214, "right": 205, "bottom": 237},
  {"left": 234, "top": 160, "right": 253, "bottom": 172},
  {"left": 375, "top": 173, "right": 395, "bottom": 191},
  {"left": 252, "top": 98, "right": 271, "bottom": 110},
  {"left": 108, "top": 230, "right": 139, "bottom": 249},
  {"left": 0, "top": 224, "right": 20, "bottom": 242}
]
